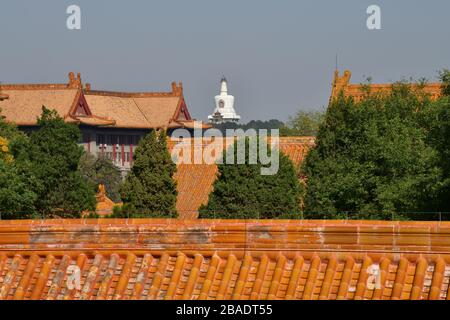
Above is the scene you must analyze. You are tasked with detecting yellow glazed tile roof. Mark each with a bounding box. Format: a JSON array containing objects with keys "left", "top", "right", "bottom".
[
  {"left": 0, "top": 73, "right": 191, "bottom": 129},
  {"left": 330, "top": 70, "right": 443, "bottom": 103},
  {"left": 0, "top": 219, "right": 449, "bottom": 300}
]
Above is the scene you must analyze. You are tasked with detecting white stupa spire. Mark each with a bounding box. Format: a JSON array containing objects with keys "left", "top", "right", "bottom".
[
  {"left": 208, "top": 77, "right": 241, "bottom": 124},
  {"left": 220, "top": 76, "right": 228, "bottom": 95}
]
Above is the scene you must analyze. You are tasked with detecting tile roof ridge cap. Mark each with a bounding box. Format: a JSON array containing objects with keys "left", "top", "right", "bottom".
[
  {"left": 0, "top": 83, "right": 72, "bottom": 90},
  {"left": 277, "top": 137, "right": 317, "bottom": 142},
  {"left": 348, "top": 82, "right": 442, "bottom": 88},
  {"left": 85, "top": 90, "right": 178, "bottom": 98},
  {"left": 3, "top": 219, "right": 450, "bottom": 228}
]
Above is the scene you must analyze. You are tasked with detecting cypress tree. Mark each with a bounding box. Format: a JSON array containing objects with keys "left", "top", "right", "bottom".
[
  {"left": 199, "top": 137, "right": 302, "bottom": 219},
  {"left": 27, "top": 107, "right": 96, "bottom": 217},
  {"left": 120, "top": 130, "right": 178, "bottom": 218}
]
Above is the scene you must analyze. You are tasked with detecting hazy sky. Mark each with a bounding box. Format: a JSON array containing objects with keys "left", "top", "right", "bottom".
[{"left": 1, "top": 0, "right": 449, "bottom": 121}]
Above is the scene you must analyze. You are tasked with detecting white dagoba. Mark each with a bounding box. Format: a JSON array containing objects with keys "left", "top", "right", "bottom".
[{"left": 208, "top": 77, "right": 241, "bottom": 124}]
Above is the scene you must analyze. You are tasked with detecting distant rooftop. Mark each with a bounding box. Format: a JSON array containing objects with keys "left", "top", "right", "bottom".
[
  {"left": 0, "top": 72, "right": 197, "bottom": 130},
  {"left": 330, "top": 70, "right": 443, "bottom": 104}
]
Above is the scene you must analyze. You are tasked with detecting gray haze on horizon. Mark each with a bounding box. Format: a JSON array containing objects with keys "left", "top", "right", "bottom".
[{"left": 1, "top": 0, "right": 449, "bottom": 122}]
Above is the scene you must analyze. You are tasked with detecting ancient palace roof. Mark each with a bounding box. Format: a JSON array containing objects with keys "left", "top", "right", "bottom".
[
  {"left": 330, "top": 70, "right": 443, "bottom": 103},
  {"left": 0, "top": 72, "right": 195, "bottom": 129},
  {"left": 0, "top": 219, "right": 450, "bottom": 300}
]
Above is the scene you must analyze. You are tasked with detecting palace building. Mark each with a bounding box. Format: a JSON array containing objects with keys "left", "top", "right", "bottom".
[{"left": 0, "top": 72, "right": 204, "bottom": 173}]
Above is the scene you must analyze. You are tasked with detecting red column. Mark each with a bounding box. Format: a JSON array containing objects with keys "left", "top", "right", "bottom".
[
  {"left": 121, "top": 144, "right": 125, "bottom": 166},
  {"left": 130, "top": 144, "right": 133, "bottom": 166}
]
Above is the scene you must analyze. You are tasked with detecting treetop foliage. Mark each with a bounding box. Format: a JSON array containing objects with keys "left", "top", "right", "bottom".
[
  {"left": 27, "top": 107, "right": 96, "bottom": 216},
  {"left": 281, "top": 110, "right": 325, "bottom": 137},
  {"left": 78, "top": 153, "right": 123, "bottom": 203},
  {"left": 0, "top": 107, "right": 96, "bottom": 219},
  {"left": 120, "top": 129, "right": 178, "bottom": 218},
  {"left": 302, "top": 79, "right": 450, "bottom": 220},
  {"left": 199, "top": 136, "right": 303, "bottom": 219}
]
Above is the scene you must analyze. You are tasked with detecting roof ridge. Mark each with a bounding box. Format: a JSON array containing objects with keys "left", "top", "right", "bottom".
[
  {"left": 85, "top": 81, "right": 183, "bottom": 98},
  {"left": 347, "top": 83, "right": 442, "bottom": 88},
  {"left": 0, "top": 83, "right": 73, "bottom": 90},
  {"left": 85, "top": 90, "right": 179, "bottom": 98}
]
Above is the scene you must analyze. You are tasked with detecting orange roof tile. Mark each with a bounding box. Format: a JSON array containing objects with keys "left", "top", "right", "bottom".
[
  {"left": 170, "top": 137, "right": 316, "bottom": 218},
  {"left": 0, "top": 92, "right": 10, "bottom": 101},
  {"left": 330, "top": 70, "right": 443, "bottom": 103},
  {"left": 84, "top": 93, "right": 182, "bottom": 129},
  {"left": 0, "top": 87, "right": 79, "bottom": 126},
  {"left": 0, "top": 73, "right": 193, "bottom": 129},
  {"left": 174, "top": 164, "right": 218, "bottom": 219},
  {"left": 0, "top": 219, "right": 449, "bottom": 300},
  {"left": 270, "top": 136, "right": 316, "bottom": 167}
]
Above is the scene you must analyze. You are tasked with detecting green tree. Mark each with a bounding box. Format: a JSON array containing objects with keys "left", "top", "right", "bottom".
[
  {"left": 0, "top": 111, "right": 37, "bottom": 218},
  {"left": 302, "top": 83, "right": 442, "bottom": 220},
  {"left": 27, "top": 107, "right": 96, "bottom": 217},
  {"left": 0, "top": 137, "right": 13, "bottom": 163},
  {"left": 120, "top": 130, "right": 178, "bottom": 218},
  {"left": 439, "top": 69, "right": 450, "bottom": 96},
  {"left": 281, "top": 110, "right": 325, "bottom": 136},
  {"left": 419, "top": 71, "right": 450, "bottom": 214},
  {"left": 0, "top": 161, "right": 37, "bottom": 218},
  {"left": 0, "top": 109, "right": 30, "bottom": 161},
  {"left": 199, "top": 137, "right": 303, "bottom": 219},
  {"left": 79, "top": 153, "right": 123, "bottom": 202}
]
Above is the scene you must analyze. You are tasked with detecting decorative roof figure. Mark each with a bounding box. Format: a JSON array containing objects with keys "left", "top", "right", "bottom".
[
  {"left": 0, "top": 82, "right": 9, "bottom": 101},
  {"left": 94, "top": 184, "right": 122, "bottom": 217}
]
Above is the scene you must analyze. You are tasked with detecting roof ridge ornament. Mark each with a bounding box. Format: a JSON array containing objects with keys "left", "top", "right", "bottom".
[
  {"left": 68, "top": 71, "right": 82, "bottom": 89},
  {"left": 0, "top": 82, "right": 9, "bottom": 101},
  {"left": 171, "top": 81, "right": 183, "bottom": 95}
]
